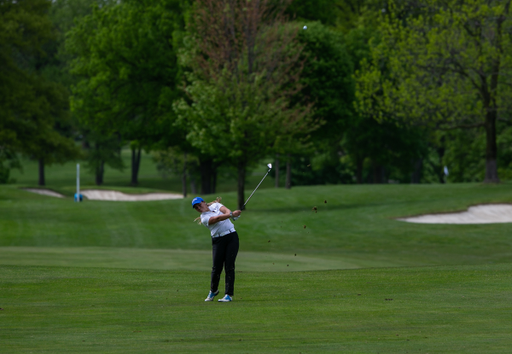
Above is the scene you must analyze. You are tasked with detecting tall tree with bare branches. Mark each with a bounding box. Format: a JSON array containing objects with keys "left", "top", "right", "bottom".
[{"left": 175, "top": 0, "right": 316, "bottom": 208}]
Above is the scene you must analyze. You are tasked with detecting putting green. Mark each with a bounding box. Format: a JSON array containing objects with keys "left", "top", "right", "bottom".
[{"left": 0, "top": 247, "right": 395, "bottom": 271}]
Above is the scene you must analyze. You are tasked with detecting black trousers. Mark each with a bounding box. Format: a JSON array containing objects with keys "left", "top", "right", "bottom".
[{"left": 211, "top": 231, "right": 239, "bottom": 296}]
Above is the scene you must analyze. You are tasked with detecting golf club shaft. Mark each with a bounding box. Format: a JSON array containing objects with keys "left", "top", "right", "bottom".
[{"left": 243, "top": 169, "right": 271, "bottom": 208}]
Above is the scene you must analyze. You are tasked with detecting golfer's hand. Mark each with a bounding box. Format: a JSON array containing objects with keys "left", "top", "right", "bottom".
[{"left": 231, "top": 210, "right": 241, "bottom": 221}]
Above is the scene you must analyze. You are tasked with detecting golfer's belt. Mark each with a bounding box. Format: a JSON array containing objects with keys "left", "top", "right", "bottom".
[{"left": 212, "top": 228, "right": 236, "bottom": 238}]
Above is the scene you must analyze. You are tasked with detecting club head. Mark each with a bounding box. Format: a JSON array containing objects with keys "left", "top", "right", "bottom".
[{"left": 267, "top": 163, "right": 272, "bottom": 170}]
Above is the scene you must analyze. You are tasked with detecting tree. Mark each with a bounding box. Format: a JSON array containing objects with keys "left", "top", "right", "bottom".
[
  {"left": 441, "top": 128, "right": 485, "bottom": 182},
  {"left": 0, "top": 0, "right": 75, "bottom": 183},
  {"left": 278, "top": 21, "right": 355, "bottom": 186},
  {"left": 497, "top": 124, "right": 512, "bottom": 180},
  {"left": 23, "top": 0, "right": 124, "bottom": 186},
  {"left": 26, "top": 0, "right": 95, "bottom": 186},
  {"left": 343, "top": 116, "right": 429, "bottom": 183},
  {"left": 81, "top": 129, "right": 124, "bottom": 185},
  {"left": 356, "top": 0, "right": 512, "bottom": 183},
  {"left": 26, "top": 80, "right": 81, "bottom": 186},
  {"left": 67, "top": 0, "right": 186, "bottom": 186},
  {"left": 269, "top": 21, "right": 359, "bottom": 187},
  {"left": 152, "top": 146, "right": 201, "bottom": 196},
  {"left": 285, "top": 0, "right": 341, "bottom": 26},
  {"left": 175, "top": 0, "right": 316, "bottom": 209}
]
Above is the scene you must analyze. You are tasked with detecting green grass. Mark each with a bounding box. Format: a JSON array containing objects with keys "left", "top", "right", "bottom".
[
  {"left": 2, "top": 182, "right": 512, "bottom": 267},
  {"left": 2, "top": 175, "right": 512, "bottom": 352},
  {"left": 9, "top": 149, "right": 275, "bottom": 193},
  {"left": 1, "top": 264, "right": 512, "bottom": 353},
  {"left": 0, "top": 247, "right": 389, "bottom": 271}
]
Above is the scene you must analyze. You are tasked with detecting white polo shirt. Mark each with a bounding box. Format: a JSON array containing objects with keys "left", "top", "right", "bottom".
[{"left": 200, "top": 202, "right": 235, "bottom": 238}]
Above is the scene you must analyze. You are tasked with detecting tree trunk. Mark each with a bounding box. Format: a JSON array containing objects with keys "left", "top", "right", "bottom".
[
  {"left": 285, "top": 154, "right": 291, "bottom": 189},
  {"left": 182, "top": 152, "right": 187, "bottom": 198},
  {"left": 356, "top": 157, "right": 363, "bottom": 184},
  {"left": 484, "top": 111, "right": 500, "bottom": 183},
  {"left": 130, "top": 146, "right": 142, "bottom": 186},
  {"left": 274, "top": 154, "right": 280, "bottom": 188},
  {"left": 373, "top": 163, "right": 384, "bottom": 184},
  {"left": 436, "top": 141, "right": 445, "bottom": 184},
  {"left": 212, "top": 166, "right": 217, "bottom": 194},
  {"left": 238, "top": 160, "right": 246, "bottom": 210},
  {"left": 95, "top": 161, "right": 104, "bottom": 186},
  {"left": 482, "top": 0, "right": 506, "bottom": 183},
  {"left": 190, "top": 175, "right": 198, "bottom": 194},
  {"left": 411, "top": 159, "right": 423, "bottom": 184},
  {"left": 200, "top": 158, "right": 213, "bottom": 194},
  {"left": 38, "top": 159, "right": 45, "bottom": 186}
]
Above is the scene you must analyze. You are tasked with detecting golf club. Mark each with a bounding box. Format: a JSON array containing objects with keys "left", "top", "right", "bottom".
[{"left": 242, "top": 163, "right": 272, "bottom": 210}]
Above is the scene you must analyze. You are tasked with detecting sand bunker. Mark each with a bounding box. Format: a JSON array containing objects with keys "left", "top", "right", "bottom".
[
  {"left": 81, "top": 190, "right": 182, "bottom": 201},
  {"left": 24, "top": 188, "right": 182, "bottom": 201},
  {"left": 24, "top": 188, "right": 65, "bottom": 198},
  {"left": 398, "top": 204, "right": 512, "bottom": 224}
]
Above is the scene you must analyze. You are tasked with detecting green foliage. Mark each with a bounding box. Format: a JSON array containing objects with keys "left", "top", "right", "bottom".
[
  {"left": 345, "top": 118, "right": 429, "bottom": 183},
  {"left": 344, "top": 25, "right": 374, "bottom": 71},
  {"left": 67, "top": 0, "right": 184, "bottom": 143},
  {"left": 286, "top": 21, "right": 431, "bottom": 185},
  {"left": 297, "top": 21, "right": 354, "bottom": 143},
  {"left": 286, "top": 0, "right": 340, "bottom": 26},
  {"left": 278, "top": 22, "right": 356, "bottom": 184},
  {"left": 498, "top": 125, "right": 512, "bottom": 180},
  {"left": 442, "top": 129, "right": 485, "bottom": 183},
  {"left": 438, "top": 124, "right": 512, "bottom": 183},
  {"left": 287, "top": 0, "right": 388, "bottom": 32},
  {"left": 175, "top": 66, "right": 309, "bottom": 165},
  {"left": 66, "top": 0, "right": 186, "bottom": 185},
  {"left": 82, "top": 131, "right": 124, "bottom": 185},
  {"left": 50, "top": 0, "right": 118, "bottom": 35},
  {"left": 23, "top": 79, "right": 82, "bottom": 166},
  {"left": 279, "top": 153, "right": 355, "bottom": 185},
  {"left": 152, "top": 146, "right": 200, "bottom": 180},
  {"left": 356, "top": 0, "right": 512, "bottom": 181},
  {"left": 176, "top": 0, "right": 318, "bottom": 205},
  {"left": 0, "top": 0, "right": 74, "bottom": 181},
  {"left": 0, "top": 149, "right": 19, "bottom": 183}
]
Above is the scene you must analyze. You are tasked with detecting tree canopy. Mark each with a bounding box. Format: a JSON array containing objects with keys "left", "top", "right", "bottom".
[
  {"left": 4, "top": 0, "right": 512, "bottom": 187},
  {"left": 0, "top": 0, "right": 79, "bottom": 183},
  {"left": 175, "top": 0, "right": 317, "bottom": 208},
  {"left": 67, "top": 0, "right": 186, "bottom": 184},
  {"left": 356, "top": 0, "right": 512, "bottom": 183}
]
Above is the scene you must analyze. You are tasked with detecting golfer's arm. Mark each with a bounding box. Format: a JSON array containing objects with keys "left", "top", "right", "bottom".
[{"left": 208, "top": 206, "right": 232, "bottom": 225}]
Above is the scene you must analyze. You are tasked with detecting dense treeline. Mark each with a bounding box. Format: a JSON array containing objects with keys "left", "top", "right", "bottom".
[{"left": 1, "top": 0, "right": 512, "bottom": 208}]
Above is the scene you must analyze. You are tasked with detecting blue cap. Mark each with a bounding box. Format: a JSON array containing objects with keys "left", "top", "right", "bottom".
[{"left": 191, "top": 197, "right": 204, "bottom": 208}]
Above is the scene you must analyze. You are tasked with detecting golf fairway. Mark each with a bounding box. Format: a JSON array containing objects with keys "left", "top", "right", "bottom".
[
  {"left": 1, "top": 264, "right": 512, "bottom": 353},
  {"left": 0, "top": 247, "right": 395, "bottom": 271},
  {"left": 2, "top": 182, "right": 512, "bottom": 353}
]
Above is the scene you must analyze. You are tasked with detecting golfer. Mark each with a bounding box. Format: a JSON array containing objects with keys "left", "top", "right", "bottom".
[{"left": 192, "top": 197, "right": 242, "bottom": 302}]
